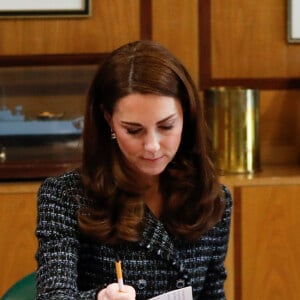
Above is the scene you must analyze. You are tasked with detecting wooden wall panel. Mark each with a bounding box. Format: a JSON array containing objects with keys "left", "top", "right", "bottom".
[
  {"left": 260, "top": 90, "right": 300, "bottom": 165},
  {"left": 152, "top": 0, "right": 199, "bottom": 85},
  {"left": 200, "top": 0, "right": 300, "bottom": 89},
  {"left": 238, "top": 185, "right": 300, "bottom": 300},
  {"left": 211, "top": 0, "right": 291, "bottom": 78},
  {"left": 0, "top": 0, "right": 140, "bottom": 55}
]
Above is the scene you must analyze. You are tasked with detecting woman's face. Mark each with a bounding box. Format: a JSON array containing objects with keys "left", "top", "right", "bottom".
[{"left": 107, "top": 93, "right": 184, "bottom": 179}]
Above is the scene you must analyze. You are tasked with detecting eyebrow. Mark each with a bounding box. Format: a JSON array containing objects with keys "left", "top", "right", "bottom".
[{"left": 120, "top": 113, "right": 177, "bottom": 126}]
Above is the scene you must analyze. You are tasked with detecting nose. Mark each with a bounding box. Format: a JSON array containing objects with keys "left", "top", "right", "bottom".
[{"left": 144, "top": 131, "right": 160, "bottom": 153}]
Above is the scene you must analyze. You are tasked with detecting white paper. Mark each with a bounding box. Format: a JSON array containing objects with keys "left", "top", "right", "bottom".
[{"left": 149, "top": 286, "right": 193, "bottom": 300}]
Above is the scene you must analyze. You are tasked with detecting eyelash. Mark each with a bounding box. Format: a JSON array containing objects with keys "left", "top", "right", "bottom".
[
  {"left": 159, "top": 125, "right": 174, "bottom": 130},
  {"left": 126, "top": 128, "right": 142, "bottom": 135},
  {"left": 126, "top": 125, "right": 174, "bottom": 135}
]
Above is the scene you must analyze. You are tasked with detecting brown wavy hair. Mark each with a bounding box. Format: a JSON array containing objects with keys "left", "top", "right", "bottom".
[{"left": 78, "top": 40, "right": 225, "bottom": 244}]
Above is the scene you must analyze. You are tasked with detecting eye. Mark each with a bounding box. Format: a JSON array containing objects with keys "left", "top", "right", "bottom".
[
  {"left": 126, "top": 128, "right": 142, "bottom": 135},
  {"left": 159, "top": 125, "right": 174, "bottom": 130}
]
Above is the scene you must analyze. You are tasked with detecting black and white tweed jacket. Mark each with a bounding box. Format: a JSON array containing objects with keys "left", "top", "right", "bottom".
[{"left": 35, "top": 170, "right": 232, "bottom": 299}]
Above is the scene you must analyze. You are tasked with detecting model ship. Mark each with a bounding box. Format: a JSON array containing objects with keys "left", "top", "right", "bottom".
[{"left": 0, "top": 105, "right": 83, "bottom": 146}]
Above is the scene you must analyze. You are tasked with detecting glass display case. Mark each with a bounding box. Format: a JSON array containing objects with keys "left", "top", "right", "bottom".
[{"left": 0, "top": 62, "right": 99, "bottom": 179}]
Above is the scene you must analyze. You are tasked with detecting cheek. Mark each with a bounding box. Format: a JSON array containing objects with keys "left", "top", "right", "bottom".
[
  {"left": 166, "top": 128, "right": 183, "bottom": 150},
  {"left": 115, "top": 134, "right": 140, "bottom": 155},
  {"left": 169, "top": 135, "right": 182, "bottom": 151}
]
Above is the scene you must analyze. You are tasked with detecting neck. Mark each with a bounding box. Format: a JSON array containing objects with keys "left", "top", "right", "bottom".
[{"left": 144, "top": 181, "right": 162, "bottom": 218}]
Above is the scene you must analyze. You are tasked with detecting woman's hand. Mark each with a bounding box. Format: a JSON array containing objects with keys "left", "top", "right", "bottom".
[{"left": 97, "top": 283, "right": 136, "bottom": 299}]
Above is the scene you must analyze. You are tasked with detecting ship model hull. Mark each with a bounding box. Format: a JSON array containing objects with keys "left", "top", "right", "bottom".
[
  {"left": 0, "top": 119, "right": 82, "bottom": 146},
  {"left": 0, "top": 105, "right": 83, "bottom": 146}
]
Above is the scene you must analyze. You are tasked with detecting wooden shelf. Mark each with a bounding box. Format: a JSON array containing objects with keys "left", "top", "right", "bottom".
[
  {"left": 0, "top": 160, "right": 80, "bottom": 180},
  {"left": 221, "top": 164, "right": 300, "bottom": 187}
]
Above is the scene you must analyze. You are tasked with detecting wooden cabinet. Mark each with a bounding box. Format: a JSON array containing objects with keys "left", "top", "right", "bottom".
[
  {"left": 223, "top": 166, "right": 300, "bottom": 300},
  {"left": 236, "top": 185, "right": 300, "bottom": 300},
  {"left": 0, "top": 182, "right": 40, "bottom": 297}
]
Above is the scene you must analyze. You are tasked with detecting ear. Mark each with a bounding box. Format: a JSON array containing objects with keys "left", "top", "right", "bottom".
[{"left": 104, "top": 112, "right": 112, "bottom": 127}]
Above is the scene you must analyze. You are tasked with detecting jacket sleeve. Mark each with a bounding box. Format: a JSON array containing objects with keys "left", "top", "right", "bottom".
[
  {"left": 35, "top": 176, "right": 98, "bottom": 300},
  {"left": 200, "top": 185, "right": 233, "bottom": 300}
]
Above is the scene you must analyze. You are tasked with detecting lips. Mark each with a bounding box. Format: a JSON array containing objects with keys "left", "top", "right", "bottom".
[{"left": 142, "top": 156, "right": 164, "bottom": 162}]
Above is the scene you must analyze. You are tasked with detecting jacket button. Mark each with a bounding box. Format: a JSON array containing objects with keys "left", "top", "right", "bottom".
[
  {"left": 137, "top": 279, "right": 147, "bottom": 290},
  {"left": 176, "top": 279, "right": 185, "bottom": 289}
]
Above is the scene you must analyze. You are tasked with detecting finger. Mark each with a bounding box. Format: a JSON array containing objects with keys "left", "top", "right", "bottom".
[{"left": 105, "top": 283, "right": 136, "bottom": 299}]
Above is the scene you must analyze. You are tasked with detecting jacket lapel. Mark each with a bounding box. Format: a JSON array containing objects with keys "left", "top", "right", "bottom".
[
  {"left": 139, "top": 208, "right": 192, "bottom": 288},
  {"left": 139, "top": 207, "right": 176, "bottom": 261}
]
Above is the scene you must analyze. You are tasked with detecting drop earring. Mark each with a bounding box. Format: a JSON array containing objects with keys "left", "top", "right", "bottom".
[{"left": 111, "top": 129, "right": 116, "bottom": 139}]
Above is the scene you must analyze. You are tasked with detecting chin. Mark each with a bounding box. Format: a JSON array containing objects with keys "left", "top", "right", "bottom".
[{"left": 139, "top": 166, "right": 167, "bottom": 176}]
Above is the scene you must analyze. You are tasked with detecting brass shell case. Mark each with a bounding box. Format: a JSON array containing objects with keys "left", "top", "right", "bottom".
[{"left": 204, "top": 87, "right": 260, "bottom": 174}]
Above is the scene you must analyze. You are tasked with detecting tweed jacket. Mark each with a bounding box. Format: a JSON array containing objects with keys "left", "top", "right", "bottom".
[{"left": 35, "top": 170, "right": 232, "bottom": 300}]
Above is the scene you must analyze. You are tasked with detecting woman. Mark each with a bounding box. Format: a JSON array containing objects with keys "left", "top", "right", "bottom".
[{"left": 36, "top": 40, "right": 232, "bottom": 299}]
